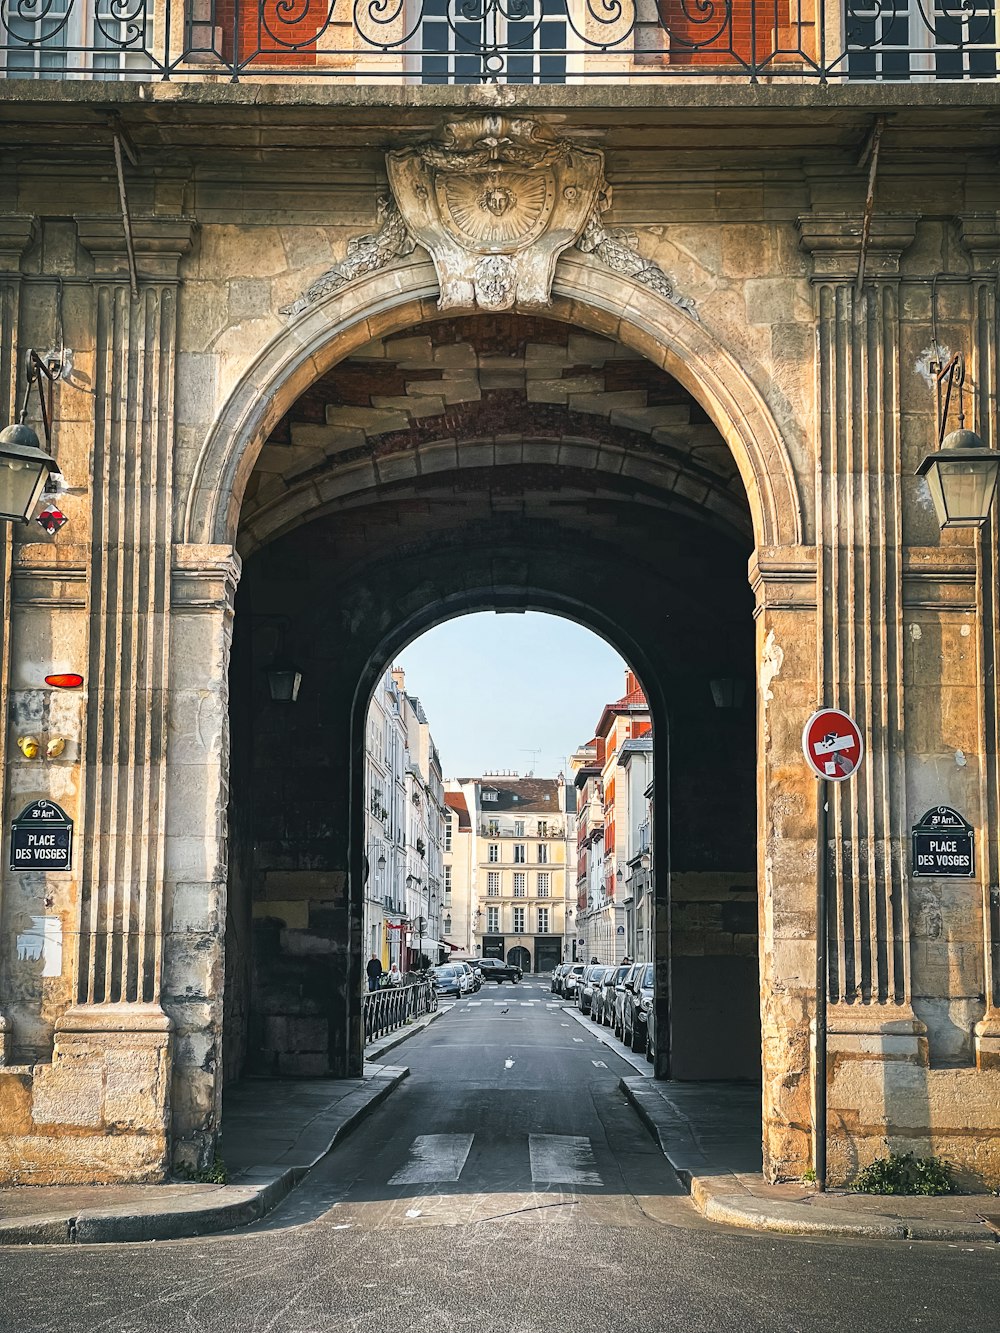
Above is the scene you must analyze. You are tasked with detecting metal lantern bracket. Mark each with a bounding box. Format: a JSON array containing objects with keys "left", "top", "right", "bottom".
[{"left": 20, "top": 350, "right": 61, "bottom": 452}]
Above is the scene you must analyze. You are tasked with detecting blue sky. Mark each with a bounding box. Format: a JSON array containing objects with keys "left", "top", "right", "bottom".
[{"left": 396, "top": 612, "right": 629, "bottom": 780}]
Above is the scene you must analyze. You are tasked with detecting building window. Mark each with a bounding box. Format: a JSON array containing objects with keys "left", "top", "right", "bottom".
[
  {"left": 537, "top": 872, "right": 549, "bottom": 898},
  {"left": 514, "top": 844, "right": 526, "bottom": 863},
  {"left": 417, "top": 0, "right": 569, "bottom": 85},
  {"left": 537, "top": 908, "right": 549, "bottom": 934},
  {"left": 537, "top": 820, "right": 548, "bottom": 837},
  {"left": 445, "top": 819, "right": 453, "bottom": 852},
  {"left": 487, "top": 872, "right": 501, "bottom": 897},
  {"left": 487, "top": 906, "right": 499, "bottom": 933},
  {"left": 514, "top": 819, "right": 525, "bottom": 837},
  {"left": 537, "top": 843, "right": 549, "bottom": 864},
  {"left": 488, "top": 843, "right": 500, "bottom": 863},
  {"left": 443, "top": 914, "right": 452, "bottom": 935},
  {"left": 513, "top": 906, "right": 525, "bottom": 933},
  {"left": 444, "top": 865, "right": 452, "bottom": 902},
  {"left": 483, "top": 788, "right": 498, "bottom": 802},
  {"left": 487, "top": 819, "right": 500, "bottom": 837},
  {"left": 513, "top": 872, "right": 526, "bottom": 897}
]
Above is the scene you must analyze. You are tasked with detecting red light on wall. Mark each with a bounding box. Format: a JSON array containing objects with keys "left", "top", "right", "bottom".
[{"left": 45, "top": 674, "right": 84, "bottom": 689}]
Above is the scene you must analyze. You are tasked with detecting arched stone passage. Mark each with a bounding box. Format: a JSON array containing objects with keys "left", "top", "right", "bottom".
[
  {"left": 184, "top": 255, "right": 805, "bottom": 553},
  {"left": 221, "top": 463, "right": 758, "bottom": 1093}
]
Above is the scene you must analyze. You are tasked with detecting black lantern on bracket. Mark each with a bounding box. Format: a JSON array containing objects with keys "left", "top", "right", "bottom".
[
  {"left": 0, "top": 351, "right": 60, "bottom": 523},
  {"left": 710, "top": 677, "right": 747, "bottom": 709},
  {"left": 917, "top": 353, "right": 1000, "bottom": 528},
  {"left": 266, "top": 661, "right": 302, "bottom": 703}
]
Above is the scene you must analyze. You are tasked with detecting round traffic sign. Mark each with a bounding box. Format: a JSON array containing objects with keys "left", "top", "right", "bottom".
[{"left": 802, "top": 709, "right": 864, "bottom": 782}]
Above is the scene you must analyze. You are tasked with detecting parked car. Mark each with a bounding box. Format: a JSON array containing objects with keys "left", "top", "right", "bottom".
[
  {"left": 612, "top": 962, "right": 644, "bottom": 1038},
  {"left": 475, "top": 957, "right": 522, "bottom": 984},
  {"left": 562, "top": 962, "right": 586, "bottom": 1000},
  {"left": 457, "top": 961, "right": 481, "bottom": 992},
  {"left": 644, "top": 992, "right": 655, "bottom": 1063},
  {"left": 578, "top": 964, "right": 607, "bottom": 1015},
  {"left": 620, "top": 961, "right": 654, "bottom": 1052},
  {"left": 432, "top": 964, "right": 466, "bottom": 997},
  {"left": 551, "top": 963, "right": 570, "bottom": 994},
  {"left": 592, "top": 964, "right": 627, "bottom": 1025}
]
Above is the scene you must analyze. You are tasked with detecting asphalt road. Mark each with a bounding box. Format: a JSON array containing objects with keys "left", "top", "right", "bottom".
[{"left": 1, "top": 979, "right": 996, "bottom": 1333}]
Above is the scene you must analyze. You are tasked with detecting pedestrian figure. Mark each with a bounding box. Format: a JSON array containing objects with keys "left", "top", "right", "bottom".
[
  {"left": 387, "top": 963, "right": 402, "bottom": 986},
  {"left": 366, "top": 954, "right": 383, "bottom": 992}
]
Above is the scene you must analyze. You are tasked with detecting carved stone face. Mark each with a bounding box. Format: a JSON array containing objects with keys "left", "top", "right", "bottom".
[{"left": 480, "top": 184, "right": 515, "bottom": 217}]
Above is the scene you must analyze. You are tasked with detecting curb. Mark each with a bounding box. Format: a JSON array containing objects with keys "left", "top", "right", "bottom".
[
  {"left": 620, "top": 1077, "right": 998, "bottom": 1245},
  {"left": 0, "top": 1066, "right": 408, "bottom": 1247}
]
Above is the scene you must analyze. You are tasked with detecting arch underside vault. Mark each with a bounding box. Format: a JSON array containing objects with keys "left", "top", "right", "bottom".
[
  {"left": 222, "top": 301, "right": 761, "bottom": 1098},
  {"left": 185, "top": 254, "right": 804, "bottom": 553}
]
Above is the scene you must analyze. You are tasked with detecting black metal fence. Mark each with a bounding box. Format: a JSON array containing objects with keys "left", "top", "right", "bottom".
[
  {"left": 1, "top": 0, "right": 997, "bottom": 82},
  {"left": 363, "top": 977, "right": 435, "bottom": 1045}
]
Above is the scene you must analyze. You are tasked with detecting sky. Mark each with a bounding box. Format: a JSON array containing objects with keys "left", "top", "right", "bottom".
[{"left": 395, "top": 612, "right": 629, "bottom": 780}]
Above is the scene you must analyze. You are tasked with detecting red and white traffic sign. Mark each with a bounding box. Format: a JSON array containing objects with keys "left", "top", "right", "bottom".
[{"left": 802, "top": 709, "right": 864, "bottom": 782}]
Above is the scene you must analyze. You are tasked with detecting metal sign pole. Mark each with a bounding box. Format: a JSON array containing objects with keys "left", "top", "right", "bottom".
[
  {"left": 815, "top": 782, "right": 829, "bottom": 1193},
  {"left": 802, "top": 706, "right": 863, "bottom": 1195}
]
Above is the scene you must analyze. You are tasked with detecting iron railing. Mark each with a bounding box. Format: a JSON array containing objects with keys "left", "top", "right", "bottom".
[
  {"left": 363, "top": 976, "right": 435, "bottom": 1044},
  {"left": 0, "top": 0, "right": 998, "bottom": 83}
]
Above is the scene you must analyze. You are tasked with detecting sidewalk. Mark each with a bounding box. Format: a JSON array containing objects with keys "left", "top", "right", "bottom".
[
  {"left": 0, "top": 1006, "right": 445, "bottom": 1246},
  {"left": 623, "top": 1077, "right": 1000, "bottom": 1244}
]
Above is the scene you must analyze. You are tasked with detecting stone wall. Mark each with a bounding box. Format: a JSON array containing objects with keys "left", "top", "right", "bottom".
[{"left": 1, "top": 87, "right": 999, "bottom": 1186}]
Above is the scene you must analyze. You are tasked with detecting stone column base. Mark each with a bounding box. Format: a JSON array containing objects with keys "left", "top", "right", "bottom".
[
  {"left": 0, "top": 1005, "right": 173, "bottom": 1185},
  {"left": 975, "top": 1009, "right": 1000, "bottom": 1071}
]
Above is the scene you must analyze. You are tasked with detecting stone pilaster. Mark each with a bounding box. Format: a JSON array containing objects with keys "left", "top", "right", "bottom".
[
  {"left": 798, "top": 212, "right": 920, "bottom": 1019},
  {"left": 750, "top": 544, "right": 818, "bottom": 1179},
  {"left": 165, "top": 543, "right": 241, "bottom": 1169},
  {"left": 797, "top": 213, "right": 935, "bottom": 1181},
  {"left": 54, "top": 219, "right": 194, "bottom": 1130},
  {"left": 0, "top": 215, "right": 38, "bottom": 1065},
  {"left": 957, "top": 212, "right": 1000, "bottom": 1065}
]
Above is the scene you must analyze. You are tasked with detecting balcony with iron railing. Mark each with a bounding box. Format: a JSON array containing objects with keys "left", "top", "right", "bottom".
[{"left": 1, "top": 1, "right": 997, "bottom": 84}]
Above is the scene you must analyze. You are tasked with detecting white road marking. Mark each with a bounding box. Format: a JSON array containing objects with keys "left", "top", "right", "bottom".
[
  {"left": 592, "top": 1060, "right": 607, "bottom": 1068},
  {"left": 388, "top": 1134, "right": 475, "bottom": 1185},
  {"left": 528, "top": 1134, "right": 601, "bottom": 1186},
  {"left": 468, "top": 1001, "right": 482, "bottom": 1007},
  {"left": 573, "top": 1037, "right": 584, "bottom": 1043},
  {"left": 504, "top": 1058, "right": 515, "bottom": 1069}
]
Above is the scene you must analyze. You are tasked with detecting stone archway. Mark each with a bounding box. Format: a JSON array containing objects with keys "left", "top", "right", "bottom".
[
  {"left": 183, "top": 256, "right": 804, "bottom": 553},
  {"left": 171, "top": 254, "right": 812, "bottom": 1181}
]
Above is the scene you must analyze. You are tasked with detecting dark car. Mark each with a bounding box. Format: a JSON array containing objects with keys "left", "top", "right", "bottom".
[
  {"left": 612, "top": 962, "right": 644, "bottom": 1039},
  {"left": 432, "top": 964, "right": 466, "bottom": 997},
  {"left": 592, "top": 964, "right": 627, "bottom": 1025},
  {"left": 578, "top": 964, "right": 607, "bottom": 1015},
  {"left": 475, "top": 957, "right": 522, "bottom": 984},
  {"left": 620, "top": 961, "right": 654, "bottom": 1052}
]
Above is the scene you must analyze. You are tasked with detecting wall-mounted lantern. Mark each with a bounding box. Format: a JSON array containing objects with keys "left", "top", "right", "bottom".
[
  {"left": 266, "top": 662, "right": 302, "bottom": 703},
  {"left": 917, "top": 353, "right": 1000, "bottom": 528},
  {"left": 710, "top": 677, "right": 747, "bottom": 709},
  {"left": 0, "top": 351, "right": 61, "bottom": 524}
]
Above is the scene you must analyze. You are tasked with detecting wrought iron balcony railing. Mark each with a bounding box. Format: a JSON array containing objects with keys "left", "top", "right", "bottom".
[{"left": 1, "top": 0, "right": 997, "bottom": 83}]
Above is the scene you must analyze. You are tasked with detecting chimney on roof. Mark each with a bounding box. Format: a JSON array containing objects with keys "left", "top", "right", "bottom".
[
  {"left": 625, "top": 668, "right": 641, "bottom": 696},
  {"left": 391, "top": 667, "right": 405, "bottom": 691}
]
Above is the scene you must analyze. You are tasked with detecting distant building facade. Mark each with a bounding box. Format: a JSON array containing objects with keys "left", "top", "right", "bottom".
[
  {"left": 363, "top": 669, "right": 448, "bottom": 972},
  {"left": 443, "top": 790, "right": 475, "bottom": 956},
  {"left": 453, "top": 775, "right": 574, "bottom": 973},
  {"left": 573, "top": 673, "right": 652, "bottom": 965}
]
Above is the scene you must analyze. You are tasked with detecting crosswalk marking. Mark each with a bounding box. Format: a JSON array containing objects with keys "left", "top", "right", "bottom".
[
  {"left": 528, "top": 1134, "right": 601, "bottom": 1186},
  {"left": 388, "top": 1134, "right": 474, "bottom": 1185}
]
